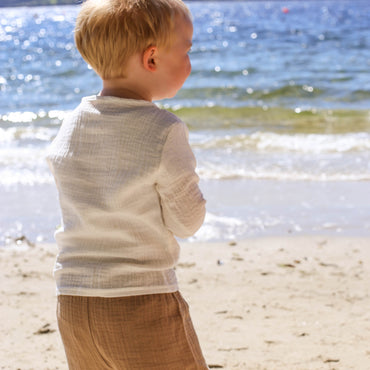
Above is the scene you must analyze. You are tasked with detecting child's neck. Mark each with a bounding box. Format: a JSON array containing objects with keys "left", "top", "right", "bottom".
[
  {"left": 100, "top": 78, "right": 152, "bottom": 102},
  {"left": 100, "top": 87, "right": 149, "bottom": 101}
]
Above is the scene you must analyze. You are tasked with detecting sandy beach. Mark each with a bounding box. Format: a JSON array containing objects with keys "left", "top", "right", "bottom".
[
  {"left": 1, "top": 2, "right": 369, "bottom": 369},
  {"left": 1, "top": 236, "right": 370, "bottom": 370}
]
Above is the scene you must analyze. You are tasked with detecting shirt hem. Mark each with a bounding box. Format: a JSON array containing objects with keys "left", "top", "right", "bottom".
[{"left": 55, "top": 284, "right": 179, "bottom": 298}]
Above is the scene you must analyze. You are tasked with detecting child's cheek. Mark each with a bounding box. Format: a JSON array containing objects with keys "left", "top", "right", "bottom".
[{"left": 186, "top": 58, "right": 192, "bottom": 76}]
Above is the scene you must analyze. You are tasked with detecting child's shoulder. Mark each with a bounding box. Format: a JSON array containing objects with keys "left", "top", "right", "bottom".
[
  {"left": 151, "top": 106, "right": 183, "bottom": 127},
  {"left": 82, "top": 95, "right": 181, "bottom": 123},
  {"left": 71, "top": 95, "right": 186, "bottom": 138},
  {"left": 120, "top": 99, "right": 185, "bottom": 132}
]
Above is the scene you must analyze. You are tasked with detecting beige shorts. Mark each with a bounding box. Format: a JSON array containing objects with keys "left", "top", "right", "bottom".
[{"left": 57, "top": 292, "right": 208, "bottom": 370}]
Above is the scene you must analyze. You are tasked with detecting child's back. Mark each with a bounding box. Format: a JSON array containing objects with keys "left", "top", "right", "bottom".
[
  {"left": 48, "top": 95, "right": 205, "bottom": 297},
  {"left": 47, "top": 0, "right": 208, "bottom": 368}
]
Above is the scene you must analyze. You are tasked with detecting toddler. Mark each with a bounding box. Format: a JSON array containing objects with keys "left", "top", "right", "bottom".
[{"left": 46, "top": 0, "right": 208, "bottom": 368}]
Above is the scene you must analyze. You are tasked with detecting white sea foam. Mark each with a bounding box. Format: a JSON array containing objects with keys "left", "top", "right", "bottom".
[
  {"left": 190, "top": 130, "right": 370, "bottom": 181},
  {"left": 188, "top": 213, "right": 247, "bottom": 242},
  {"left": 250, "top": 132, "right": 370, "bottom": 153},
  {"left": 0, "top": 126, "right": 56, "bottom": 143},
  {"left": 193, "top": 131, "right": 370, "bottom": 154},
  {"left": 1, "top": 127, "right": 369, "bottom": 185},
  {"left": 0, "top": 146, "right": 53, "bottom": 186},
  {"left": 188, "top": 211, "right": 290, "bottom": 242},
  {"left": 0, "top": 168, "right": 53, "bottom": 186},
  {"left": 197, "top": 167, "right": 370, "bottom": 182}
]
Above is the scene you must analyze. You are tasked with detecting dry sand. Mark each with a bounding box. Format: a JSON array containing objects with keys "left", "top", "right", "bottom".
[{"left": 1, "top": 236, "right": 370, "bottom": 369}]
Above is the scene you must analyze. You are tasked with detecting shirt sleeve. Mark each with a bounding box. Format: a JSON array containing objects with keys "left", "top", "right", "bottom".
[{"left": 156, "top": 121, "right": 206, "bottom": 239}]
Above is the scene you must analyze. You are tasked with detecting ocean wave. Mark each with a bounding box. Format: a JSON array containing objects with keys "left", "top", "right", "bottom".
[
  {"left": 2, "top": 107, "right": 369, "bottom": 152},
  {"left": 0, "top": 126, "right": 57, "bottom": 144},
  {"left": 2, "top": 166, "right": 368, "bottom": 186},
  {"left": 197, "top": 167, "right": 370, "bottom": 182},
  {"left": 3, "top": 106, "right": 370, "bottom": 135},
  {"left": 0, "top": 168, "right": 53, "bottom": 187},
  {"left": 0, "top": 110, "right": 69, "bottom": 144},
  {"left": 171, "top": 106, "right": 370, "bottom": 133},
  {"left": 1, "top": 106, "right": 369, "bottom": 185},
  {"left": 193, "top": 131, "right": 370, "bottom": 154},
  {"left": 177, "top": 84, "right": 326, "bottom": 104}
]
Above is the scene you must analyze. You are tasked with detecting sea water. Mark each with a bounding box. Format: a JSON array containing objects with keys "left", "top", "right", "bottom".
[{"left": 0, "top": 1, "right": 369, "bottom": 244}]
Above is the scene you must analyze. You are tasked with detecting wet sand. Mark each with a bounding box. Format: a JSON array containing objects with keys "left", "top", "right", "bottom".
[{"left": 1, "top": 236, "right": 370, "bottom": 369}]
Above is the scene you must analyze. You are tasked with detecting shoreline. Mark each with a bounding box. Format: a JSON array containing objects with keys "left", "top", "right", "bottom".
[
  {"left": 2, "top": 179, "right": 370, "bottom": 246},
  {"left": 1, "top": 235, "right": 370, "bottom": 369}
]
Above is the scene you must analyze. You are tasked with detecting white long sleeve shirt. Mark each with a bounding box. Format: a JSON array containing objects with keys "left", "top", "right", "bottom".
[{"left": 46, "top": 96, "right": 205, "bottom": 297}]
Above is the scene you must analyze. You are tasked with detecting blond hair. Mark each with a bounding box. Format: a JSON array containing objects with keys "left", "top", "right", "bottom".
[{"left": 74, "top": 0, "right": 191, "bottom": 80}]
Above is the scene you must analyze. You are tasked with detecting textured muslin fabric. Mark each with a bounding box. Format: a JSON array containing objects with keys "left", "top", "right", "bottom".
[
  {"left": 57, "top": 292, "right": 209, "bottom": 370},
  {"left": 46, "top": 95, "right": 206, "bottom": 297}
]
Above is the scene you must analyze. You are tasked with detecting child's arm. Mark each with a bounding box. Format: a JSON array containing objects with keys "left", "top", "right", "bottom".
[{"left": 156, "top": 122, "right": 206, "bottom": 239}]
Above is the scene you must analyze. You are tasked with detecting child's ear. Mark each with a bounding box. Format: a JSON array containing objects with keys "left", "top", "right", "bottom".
[{"left": 143, "top": 46, "right": 158, "bottom": 72}]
